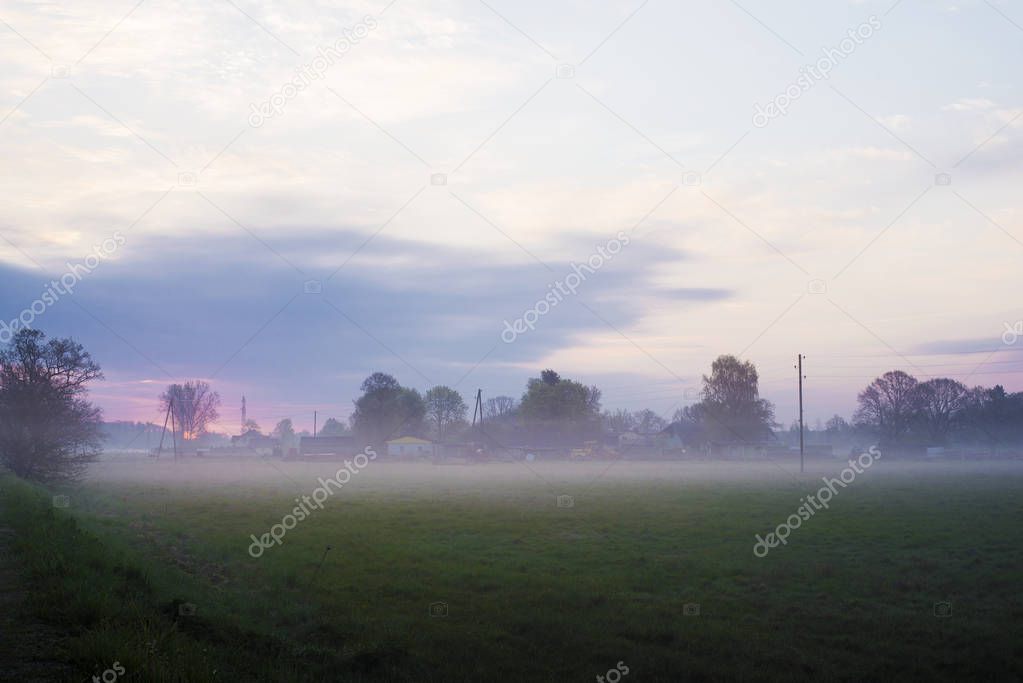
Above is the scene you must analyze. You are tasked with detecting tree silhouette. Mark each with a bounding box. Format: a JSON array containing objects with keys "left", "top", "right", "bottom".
[{"left": 0, "top": 329, "right": 103, "bottom": 483}]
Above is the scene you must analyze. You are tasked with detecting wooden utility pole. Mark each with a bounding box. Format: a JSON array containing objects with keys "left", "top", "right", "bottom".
[
  {"left": 471, "top": 389, "right": 484, "bottom": 427},
  {"left": 170, "top": 399, "right": 179, "bottom": 462},
  {"left": 797, "top": 354, "right": 805, "bottom": 474},
  {"left": 157, "top": 397, "right": 180, "bottom": 461},
  {"left": 470, "top": 389, "right": 489, "bottom": 462},
  {"left": 156, "top": 398, "right": 171, "bottom": 459}
]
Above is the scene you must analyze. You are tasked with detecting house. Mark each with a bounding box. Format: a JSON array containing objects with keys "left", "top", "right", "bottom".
[
  {"left": 618, "top": 430, "right": 653, "bottom": 448},
  {"left": 386, "top": 436, "right": 435, "bottom": 458},
  {"left": 298, "top": 435, "right": 356, "bottom": 459},
  {"left": 229, "top": 429, "right": 279, "bottom": 456}
]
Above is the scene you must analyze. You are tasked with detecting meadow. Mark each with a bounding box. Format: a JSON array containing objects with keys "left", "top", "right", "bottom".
[{"left": 3, "top": 457, "right": 1022, "bottom": 681}]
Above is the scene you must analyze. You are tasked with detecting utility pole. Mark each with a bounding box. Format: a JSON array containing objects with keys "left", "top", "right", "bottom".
[
  {"left": 313, "top": 410, "right": 318, "bottom": 437},
  {"left": 169, "top": 398, "right": 179, "bottom": 463},
  {"left": 471, "top": 389, "right": 484, "bottom": 427},
  {"left": 470, "top": 389, "right": 490, "bottom": 462},
  {"left": 157, "top": 398, "right": 172, "bottom": 459},
  {"left": 797, "top": 354, "right": 805, "bottom": 474}
]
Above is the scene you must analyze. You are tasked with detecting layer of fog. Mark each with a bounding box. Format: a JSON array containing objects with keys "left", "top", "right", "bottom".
[{"left": 83, "top": 455, "right": 1023, "bottom": 501}]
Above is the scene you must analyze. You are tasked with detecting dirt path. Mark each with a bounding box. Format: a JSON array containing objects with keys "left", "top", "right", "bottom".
[{"left": 0, "top": 519, "right": 75, "bottom": 682}]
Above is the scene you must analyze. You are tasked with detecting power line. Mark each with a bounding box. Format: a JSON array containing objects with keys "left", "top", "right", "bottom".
[
  {"left": 761, "top": 358, "right": 1023, "bottom": 370},
  {"left": 807, "top": 347, "right": 1022, "bottom": 358},
  {"left": 769, "top": 368, "right": 1023, "bottom": 380}
]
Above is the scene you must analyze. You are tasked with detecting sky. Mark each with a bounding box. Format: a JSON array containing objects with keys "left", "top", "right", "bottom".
[{"left": 2, "top": 0, "right": 1022, "bottom": 434}]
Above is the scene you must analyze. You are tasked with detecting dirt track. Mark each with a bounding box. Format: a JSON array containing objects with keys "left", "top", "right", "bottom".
[{"left": 0, "top": 507, "right": 73, "bottom": 682}]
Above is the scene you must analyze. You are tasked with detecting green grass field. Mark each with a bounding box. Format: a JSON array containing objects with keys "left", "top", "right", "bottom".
[{"left": 3, "top": 458, "right": 1022, "bottom": 681}]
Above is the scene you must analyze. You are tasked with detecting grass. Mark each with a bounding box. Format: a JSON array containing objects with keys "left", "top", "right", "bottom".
[{"left": 2, "top": 459, "right": 1022, "bottom": 681}]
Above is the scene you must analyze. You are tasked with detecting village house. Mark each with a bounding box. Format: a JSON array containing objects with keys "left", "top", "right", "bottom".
[
  {"left": 229, "top": 429, "right": 278, "bottom": 456},
  {"left": 386, "top": 436, "right": 435, "bottom": 458}
]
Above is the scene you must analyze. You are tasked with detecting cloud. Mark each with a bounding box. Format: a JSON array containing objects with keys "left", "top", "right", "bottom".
[
  {"left": 942, "top": 98, "right": 997, "bottom": 112},
  {"left": 654, "top": 287, "right": 734, "bottom": 301},
  {"left": 879, "top": 114, "right": 911, "bottom": 130},
  {"left": 0, "top": 226, "right": 699, "bottom": 416},
  {"left": 908, "top": 337, "right": 1004, "bottom": 355},
  {"left": 829, "top": 146, "right": 913, "bottom": 161}
]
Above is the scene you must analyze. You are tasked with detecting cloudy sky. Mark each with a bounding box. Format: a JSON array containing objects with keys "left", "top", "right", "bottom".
[{"left": 2, "top": 0, "right": 1022, "bottom": 433}]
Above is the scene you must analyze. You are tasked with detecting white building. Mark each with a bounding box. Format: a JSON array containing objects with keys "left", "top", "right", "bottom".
[{"left": 386, "top": 436, "right": 435, "bottom": 457}]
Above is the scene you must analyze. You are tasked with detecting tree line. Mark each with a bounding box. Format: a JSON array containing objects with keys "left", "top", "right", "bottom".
[
  {"left": 139, "top": 358, "right": 1023, "bottom": 455},
  {"left": 841, "top": 371, "right": 1023, "bottom": 451},
  {"left": 3, "top": 329, "right": 1023, "bottom": 483}
]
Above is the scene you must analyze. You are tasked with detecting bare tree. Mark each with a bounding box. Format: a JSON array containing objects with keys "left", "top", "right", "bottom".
[
  {"left": 634, "top": 409, "right": 667, "bottom": 434},
  {"left": 853, "top": 371, "right": 921, "bottom": 444},
  {"left": 0, "top": 329, "right": 104, "bottom": 483},
  {"left": 916, "top": 377, "right": 969, "bottom": 444},
  {"left": 160, "top": 381, "right": 221, "bottom": 441},
  {"left": 602, "top": 408, "right": 636, "bottom": 433},
  {"left": 484, "top": 395, "right": 517, "bottom": 420}
]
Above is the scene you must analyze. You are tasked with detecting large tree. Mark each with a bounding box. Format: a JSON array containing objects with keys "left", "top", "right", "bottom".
[
  {"left": 853, "top": 370, "right": 921, "bottom": 445},
  {"left": 961, "top": 385, "right": 1023, "bottom": 450},
  {"left": 273, "top": 418, "right": 297, "bottom": 451},
  {"left": 351, "top": 373, "right": 425, "bottom": 448},
  {"left": 424, "top": 386, "right": 467, "bottom": 441},
  {"left": 915, "top": 377, "right": 969, "bottom": 444},
  {"left": 680, "top": 355, "right": 775, "bottom": 445},
  {"left": 519, "top": 369, "right": 602, "bottom": 443},
  {"left": 318, "top": 417, "right": 349, "bottom": 436},
  {"left": 0, "top": 329, "right": 104, "bottom": 483},
  {"left": 160, "top": 380, "right": 221, "bottom": 441}
]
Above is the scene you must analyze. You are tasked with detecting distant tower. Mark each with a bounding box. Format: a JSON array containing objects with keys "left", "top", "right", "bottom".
[{"left": 241, "top": 395, "right": 247, "bottom": 434}]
